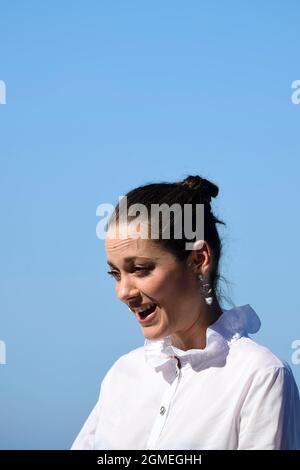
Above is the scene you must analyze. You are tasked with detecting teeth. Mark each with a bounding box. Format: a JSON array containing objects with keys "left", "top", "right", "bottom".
[{"left": 136, "top": 303, "right": 156, "bottom": 314}]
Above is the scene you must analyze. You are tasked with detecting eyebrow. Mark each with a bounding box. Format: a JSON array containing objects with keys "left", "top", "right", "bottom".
[{"left": 107, "top": 256, "right": 157, "bottom": 268}]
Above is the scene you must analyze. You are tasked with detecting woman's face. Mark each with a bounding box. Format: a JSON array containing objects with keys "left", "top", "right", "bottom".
[{"left": 105, "top": 224, "right": 203, "bottom": 340}]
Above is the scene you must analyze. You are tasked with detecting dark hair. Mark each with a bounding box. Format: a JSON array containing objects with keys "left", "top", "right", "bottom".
[{"left": 109, "top": 175, "right": 228, "bottom": 304}]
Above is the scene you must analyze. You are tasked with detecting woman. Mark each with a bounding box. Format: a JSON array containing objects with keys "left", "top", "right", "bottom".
[{"left": 71, "top": 175, "right": 300, "bottom": 450}]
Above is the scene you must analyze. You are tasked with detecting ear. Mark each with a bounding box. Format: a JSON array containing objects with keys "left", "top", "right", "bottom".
[{"left": 187, "top": 240, "right": 211, "bottom": 276}]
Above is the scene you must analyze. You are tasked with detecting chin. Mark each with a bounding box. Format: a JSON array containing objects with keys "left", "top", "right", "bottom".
[{"left": 142, "top": 325, "right": 167, "bottom": 341}]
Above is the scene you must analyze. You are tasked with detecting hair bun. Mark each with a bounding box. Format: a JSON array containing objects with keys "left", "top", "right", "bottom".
[{"left": 180, "top": 175, "right": 219, "bottom": 203}]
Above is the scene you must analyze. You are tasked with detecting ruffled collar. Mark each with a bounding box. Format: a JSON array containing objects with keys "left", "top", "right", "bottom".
[{"left": 144, "top": 304, "right": 261, "bottom": 371}]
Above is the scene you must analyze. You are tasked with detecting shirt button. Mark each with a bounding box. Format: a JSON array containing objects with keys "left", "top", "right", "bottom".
[{"left": 160, "top": 406, "right": 166, "bottom": 415}]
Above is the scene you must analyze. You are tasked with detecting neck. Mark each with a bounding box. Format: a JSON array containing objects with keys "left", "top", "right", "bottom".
[{"left": 171, "top": 296, "right": 223, "bottom": 351}]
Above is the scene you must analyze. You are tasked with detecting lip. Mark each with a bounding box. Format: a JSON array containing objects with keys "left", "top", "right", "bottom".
[
  {"left": 136, "top": 305, "right": 158, "bottom": 324},
  {"left": 129, "top": 302, "right": 157, "bottom": 314}
]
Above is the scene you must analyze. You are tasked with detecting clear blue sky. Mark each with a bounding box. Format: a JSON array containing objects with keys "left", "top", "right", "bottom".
[{"left": 0, "top": 0, "right": 300, "bottom": 449}]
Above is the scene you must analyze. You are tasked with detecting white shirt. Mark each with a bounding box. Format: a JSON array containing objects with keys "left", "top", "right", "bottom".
[{"left": 71, "top": 304, "right": 300, "bottom": 450}]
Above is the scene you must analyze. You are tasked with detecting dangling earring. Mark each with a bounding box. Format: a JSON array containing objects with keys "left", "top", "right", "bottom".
[{"left": 198, "top": 274, "right": 213, "bottom": 306}]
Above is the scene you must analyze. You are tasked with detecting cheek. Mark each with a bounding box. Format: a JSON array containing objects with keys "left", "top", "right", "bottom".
[{"left": 148, "top": 269, "right": 190, "bottom": 304}]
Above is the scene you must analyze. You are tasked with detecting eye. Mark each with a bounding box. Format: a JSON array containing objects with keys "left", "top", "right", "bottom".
[
  {"left": 133, "top": 266, "right": 150, "bottom": 276},
  {"left": 107, "top": 270, "right": 120, "bottom": 281},
  {"left": 107, "top": 266, "right": 152, "bottom": 280}
]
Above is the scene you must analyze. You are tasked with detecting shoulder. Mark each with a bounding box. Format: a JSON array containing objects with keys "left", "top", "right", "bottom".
[
  {"left": 100, "top": 345, "right": 148, "bottom": 386},
  {"left": 114, "top": 345, "right": 146, "bottom": 368},
  {"left": 230, "top": 335, "right": 286, "bottom": 370},
  {"left": 228, "top": 336, "right": 298, "bottom": 391}
]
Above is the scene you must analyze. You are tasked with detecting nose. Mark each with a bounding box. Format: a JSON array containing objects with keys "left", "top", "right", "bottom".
[{"left": 116, "top": 274, "right": 140, "bottom": 303}]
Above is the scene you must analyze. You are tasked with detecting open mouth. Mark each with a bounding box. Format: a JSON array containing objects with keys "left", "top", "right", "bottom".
[
  {"left": 133, "top": 302, "right": 158, "bottom": 322},
  {"left": 138, "top": 304, "right": 156, "bottom": 318}
]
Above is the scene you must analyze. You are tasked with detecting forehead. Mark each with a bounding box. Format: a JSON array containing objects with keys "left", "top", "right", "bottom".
[{"left": 105, "top": 226, "right": 162, "bottom": 260}]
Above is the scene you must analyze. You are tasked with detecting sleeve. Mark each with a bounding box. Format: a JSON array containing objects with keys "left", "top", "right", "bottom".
[
  {"left": 70, "top": 371, "right": 110, "bottom": 450},
  {"left": 238, "top": 364, "right": 300, "bottom": 450},
  {"left": 70, "top": 398, "right": 101, "bottom": 450}
]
